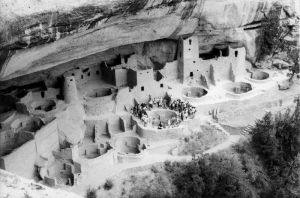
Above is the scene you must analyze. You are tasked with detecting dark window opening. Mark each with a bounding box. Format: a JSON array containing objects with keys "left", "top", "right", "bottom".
[
  {"left": 190, "top": 72, "right": 194, "bottom": 77},
  {"left": 106, "top": 54, "right": 122, "bottom": 67},
  {"left": 87, "top": 72, "right": 90, "bottom": 76},
  {"left": 235, "top": 51, "right": 238, "bottom": 57},
  {"left": 189, "top": 39, "right": 192, "bottom": 45},
  {"left": 82, "top": 68, "right": 89, "bottom": 73},
  {"left": 72, "top": 73, "right": 75, "bottom": 76},
  {"left": 189, "top": 48, "right": 191, "bottom": 51},
  {"left": 70, "top": 79, "right": 73, "bottom": 81},
  {"left": 160, "top": 84, "right": 163, "bottom": 88},
  {"left": 199, "top": 48, "right": 221, "bottom": 60},
  {"left": 141, "top": 86, "right": 144, "bottom": 91},
  {"left": 41, "top": 91, "right": 45, "bottom": 98},
  {"left": 81, "top": 75, "right": 83, "bottom": 79},
  {"left": 96, "top": 70, "right": 100, "bottom": 75},
  {"left": 193, "top": 61, "right": 196, "bottom": 63},
  {"left": 220, "top": 47, "right": 229, "bottom": 57},
  {"left": 124, "top": 53, "right": 133, "bottom": 64}
]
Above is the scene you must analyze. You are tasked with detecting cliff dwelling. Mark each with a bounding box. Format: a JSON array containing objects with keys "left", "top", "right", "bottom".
[{"left": 0, "top": 0, "right": 299, "bottom": 197}]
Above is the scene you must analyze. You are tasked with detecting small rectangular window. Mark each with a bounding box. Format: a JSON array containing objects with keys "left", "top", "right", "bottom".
[
  {"left": 41, "top": 91, "right": 45, "bottom": 98},
  {"left": 235, "top": 51, "right": 238, "bottom": 57},
  {"left": 189, "top": 39, "right": 192, "bottom": 45},
  {"left": 160, "top": 84, "right": 163, "bottom": 88},
  {"left": 141, "top": 86, "right": 144, "bottom": 91},
  {"left": 190, "top": 72, "right": 194, "bottom": 77}
]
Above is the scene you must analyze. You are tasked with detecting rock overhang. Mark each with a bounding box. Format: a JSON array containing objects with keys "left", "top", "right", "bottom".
[{"left": 0, "top": 0, "right": 297, "bottom": 86}]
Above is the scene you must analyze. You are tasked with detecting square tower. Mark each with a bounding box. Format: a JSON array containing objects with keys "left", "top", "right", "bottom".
[{"left": 178, "top": 36, "right": 200, "bottom": 83}]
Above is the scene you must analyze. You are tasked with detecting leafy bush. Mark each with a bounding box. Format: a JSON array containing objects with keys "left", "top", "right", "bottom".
[
  {"left": 103, "top": 179, "right": 113, "bottom": 190},
  {"left": 249, "top": 98, "right": 300, "bottom": 197},
  {"left": 86, "top": 188, "right": 97, "bottom": 198},
  {"left": 163, "top": 98, "right": 300, "bottom": 198},
  {"left": 165, "top": 154, "right": 252, "bottom": 198}
]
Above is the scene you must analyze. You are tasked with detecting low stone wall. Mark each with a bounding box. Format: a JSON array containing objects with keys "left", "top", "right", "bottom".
[
  {"left": 182, "top": 87, "right": 208, "bottom": 98},
  {"left": 224, "top": 89, "right": 255, "bottom": 99},
  {"left": 135, "top": 120, "right": 186, "bottom": 141},
  {"left": 114, "top": 152, "right": 146, "bottom": 163}
]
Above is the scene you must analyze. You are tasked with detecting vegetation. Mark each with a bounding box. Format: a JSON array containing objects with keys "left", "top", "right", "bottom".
[
  {"left": 165, "top": 154, "right": 252, "bottom": 198},
  {"left": 257, "top": 4, "right": 290, "bottom": 60},
  {"left": 257, "top": 3, "right": 299, "bottom": 80},
  {"left": 178, "top": 123, "right": 227, "bottom": 156},
  {"left": 249, "top": 97, "right": 300, "bottom": 197},
  {"left": 103, "top": 179, "right": 114, "bottom": 190},
  {"left": 162, "top": 98, "right": 300, "bottom": 198},
  {"left": 86, "top": 188, "right": 97, "bottom": 198}
]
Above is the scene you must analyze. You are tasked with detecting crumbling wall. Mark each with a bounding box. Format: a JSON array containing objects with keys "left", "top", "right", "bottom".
[
  {"left": 64, "top": 65, "right": 101, "bottom": 86},
  {"left": 95, "top": 120, "right": 109, "bottom": 139},
  {"left": 160, "top": 60, "right": 178, "bottom": 80},
  {"left": 114, "top": 136, "right": 144, "bottom": 154},
  {"left": 84, "top": 94, "right": 115, "bottom": 116},
  {"left": 108, "top": 116, "right": 123, "bottom": 134},
  {"left": 0, "top": 130, "right": 16, "bottom": 156},
  {"left": 115, "top": 87, "right": 135, "bottom": 113}
]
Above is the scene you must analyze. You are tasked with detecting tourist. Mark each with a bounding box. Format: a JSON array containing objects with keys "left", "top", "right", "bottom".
[{"left": 158, "top": 122, "right": 163, "bottom": 129}]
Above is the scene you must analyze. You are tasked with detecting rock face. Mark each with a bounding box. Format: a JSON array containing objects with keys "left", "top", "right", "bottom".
[{"left": 0, "top": 0, "right": 298, "bottom": 87}]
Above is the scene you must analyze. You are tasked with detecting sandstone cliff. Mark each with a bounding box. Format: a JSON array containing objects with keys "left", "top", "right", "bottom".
[{"left": 0, "top": 0, "right": 298, "bottom": 87}]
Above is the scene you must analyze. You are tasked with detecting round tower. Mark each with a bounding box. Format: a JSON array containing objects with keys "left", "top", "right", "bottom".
[{"left": 63, "top": 76, "right": 79, "bottom": 104}]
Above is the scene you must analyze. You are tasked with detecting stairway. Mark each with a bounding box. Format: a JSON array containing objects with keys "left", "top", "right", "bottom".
[{"left": 241, "top": 125, "right": 253, "bottom": 136}]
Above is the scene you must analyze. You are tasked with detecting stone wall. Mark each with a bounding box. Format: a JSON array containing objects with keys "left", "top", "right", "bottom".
[
  {"left": 178, "top": 35, "right": 247, "bottom": 84},
  {"left": 0, "top": 140, "right": 37, "bottom": 179},
  {"left": 35, "top": 120, "right": 59, "bottom": 163},
  {"left": 84, "top": 94, "right": 115, "bottom": 116}
]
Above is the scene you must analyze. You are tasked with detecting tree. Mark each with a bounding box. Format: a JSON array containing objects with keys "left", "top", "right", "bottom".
[
  {"left": 165, "top": 154, "right": 252, "bottom": 198},
  {"left": 287, "top": 47, "right": 300, "bottom": 81},
  {"left": 249, "top": 98, "right": 300, "bottom": 196},
  {"left": 257, "top": 4, "right": 294, "bottom": 61}
]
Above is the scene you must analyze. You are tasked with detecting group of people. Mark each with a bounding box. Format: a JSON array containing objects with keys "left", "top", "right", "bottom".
[
  {"left": 130, "top": 95, "right": 197, "bottom": 129},
  {"left": 131, "top": 103, "right": 148, "bottom": 120},
  {"left": 168, "top": 98, "right": 197, "bottom": 121},
  {"left": 148, "top": 97, "right": 167, "bottom": 109}
]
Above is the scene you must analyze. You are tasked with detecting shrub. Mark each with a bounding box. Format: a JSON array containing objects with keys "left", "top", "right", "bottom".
[
  {"left": 86, "top": 188, "right": 97, "bottom": 198},
  {"left": 150, "top": 165, "right": 159, "bottom": 173},
  {"left": 103, "top": 179, "right": 113, "bottom": 190},
  {"left": 249, "top": 97, "right": 300, "bottom": 196}
]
